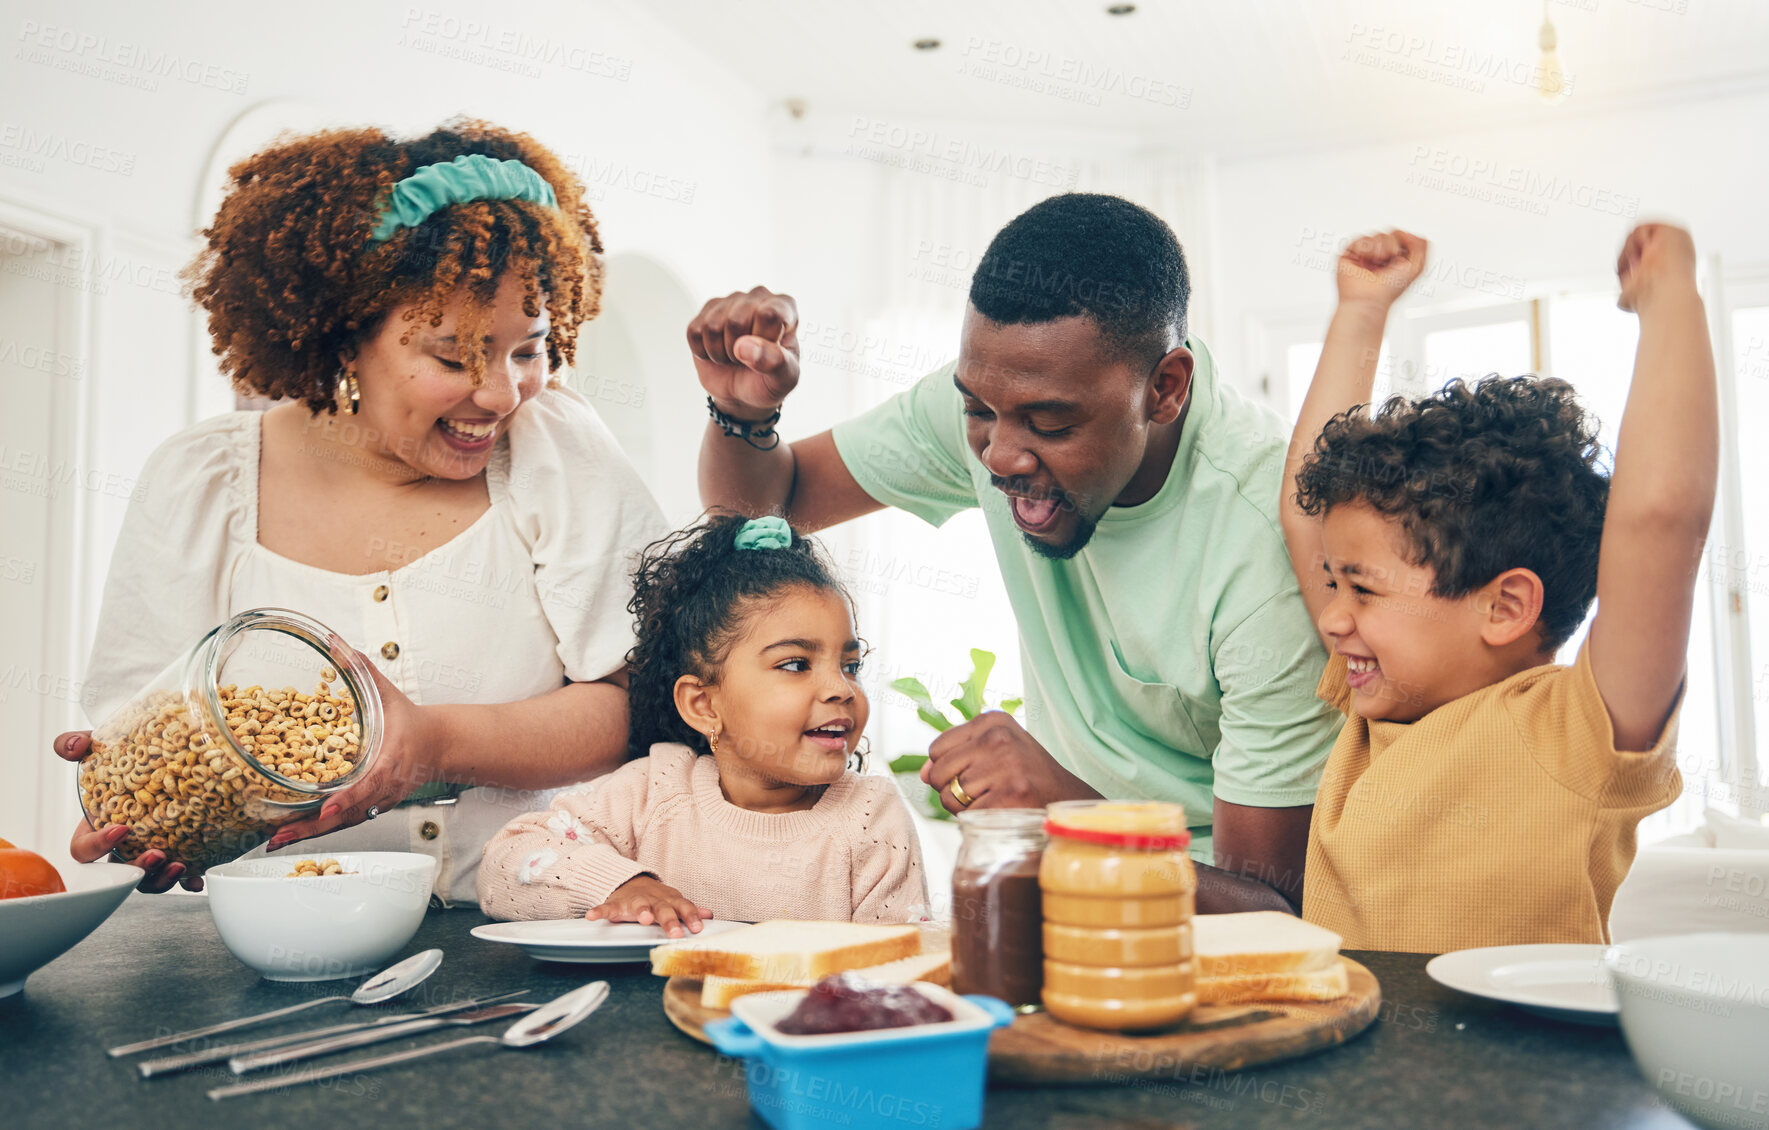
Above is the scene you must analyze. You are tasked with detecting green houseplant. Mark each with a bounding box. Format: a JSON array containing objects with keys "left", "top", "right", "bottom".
[{"left": 887, "top": 649, "right": 1021, "bottom": 821}]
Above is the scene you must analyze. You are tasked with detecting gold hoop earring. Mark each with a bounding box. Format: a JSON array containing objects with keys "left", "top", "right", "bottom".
[
  {"left": 335, "top": 369, "right": 360, "bottom": 416},
  {"left": 707, "top": 729, "right": 720, "bottom": 756}
]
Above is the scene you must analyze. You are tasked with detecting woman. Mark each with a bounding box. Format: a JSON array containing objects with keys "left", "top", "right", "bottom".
[{"left": 55, "top": 119, "right": 667, "bottom": 903}]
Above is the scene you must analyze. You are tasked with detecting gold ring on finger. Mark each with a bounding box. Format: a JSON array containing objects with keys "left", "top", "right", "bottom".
[{"left": 949, "top": 775, "right": 975, "bottom": 808}]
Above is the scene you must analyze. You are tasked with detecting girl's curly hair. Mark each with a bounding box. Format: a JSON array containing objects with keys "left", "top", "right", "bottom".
[
  {"left": 625, "top": 512, "right": 859, "bottom": 761},
  {"left": 183, "top": 117, "right": 602, "bottom": 413},
  {"left": 1294, "top": 375, "right": 1610, "bottom": 650}
]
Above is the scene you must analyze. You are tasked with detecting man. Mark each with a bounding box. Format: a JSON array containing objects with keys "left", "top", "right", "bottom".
[{"left": 689, "top": 194, "right": 1340, "bottom": 912}]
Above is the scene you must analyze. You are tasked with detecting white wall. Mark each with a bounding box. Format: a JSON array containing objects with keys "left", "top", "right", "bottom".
[
  {"left": 0, "top": 0, "right": 777, "bottom": 845},
  {"left": 0, "top": 0, "right": 777, "bottom": 648},
  {"left": 1211, "top": 88, "right": 1769, "bottom": 391}
]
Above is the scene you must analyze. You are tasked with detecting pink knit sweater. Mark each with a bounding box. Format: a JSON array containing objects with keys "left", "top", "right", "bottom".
[{"left": 477, "top": 743, "right": 930, "bottom": 924}]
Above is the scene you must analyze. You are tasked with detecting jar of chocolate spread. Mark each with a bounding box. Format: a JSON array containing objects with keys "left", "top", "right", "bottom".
[{"left": 950, "top": 808, "right": 1048, "bottom": 1008}]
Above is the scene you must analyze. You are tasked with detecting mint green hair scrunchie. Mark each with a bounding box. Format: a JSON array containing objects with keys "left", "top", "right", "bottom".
[
  {"left": 734, "top": 516, "right": 793, "bottom": 551},
  {"left": 369, "top": 153, "right": 558, "bottom": 243}
]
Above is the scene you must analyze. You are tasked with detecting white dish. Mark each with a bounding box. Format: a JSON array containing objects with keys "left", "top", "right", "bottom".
[
  {"left": 471, "top": 917, "right": 747, "bottom": 963},
  {"left": 1606, "top": 933, "right": 1769, "bottom": 1130},
  {"left": 1425, "top": 944, "right": 1618, "bottom": 1026},
  {"left": 205, "top": 851, "right": 437, "bottom": 981},
  {"left": 0, "top": 860, "right": 142, "bottom": 997}
]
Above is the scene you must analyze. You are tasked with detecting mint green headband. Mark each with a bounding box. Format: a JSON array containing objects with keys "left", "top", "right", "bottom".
[
  {"left": 369, "top": 153, "right": 558, "bottom": 243},
  {"left": 734, "top": 516, "right": 792, "bottom": 551}
]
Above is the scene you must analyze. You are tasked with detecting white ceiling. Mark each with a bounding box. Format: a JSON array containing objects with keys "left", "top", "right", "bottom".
[{"left": 650, "top": 0, "right": 1769, "bottom": 157}]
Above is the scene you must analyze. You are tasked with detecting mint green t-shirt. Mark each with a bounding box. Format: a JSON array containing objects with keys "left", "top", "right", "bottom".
[{"left": 832, "top": 340, "right": 1341, "bottom": 851}]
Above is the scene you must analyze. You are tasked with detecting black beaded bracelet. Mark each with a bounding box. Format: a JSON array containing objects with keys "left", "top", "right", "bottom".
[{"left": 707, "top": 396, "right": 782, "bottom": 451}]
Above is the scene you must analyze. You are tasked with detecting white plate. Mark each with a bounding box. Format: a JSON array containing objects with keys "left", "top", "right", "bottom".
[
  {"left": 471, "top": 917, "right": 747, "bottom": 963},
  {"left": 1425, "top": 944, "right": 1618, "bottom": 1026}
]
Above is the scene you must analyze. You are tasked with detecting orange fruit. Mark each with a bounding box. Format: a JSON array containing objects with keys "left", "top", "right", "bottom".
[{"left": 0, "top": 843, "right": 66, "bottom": 899}]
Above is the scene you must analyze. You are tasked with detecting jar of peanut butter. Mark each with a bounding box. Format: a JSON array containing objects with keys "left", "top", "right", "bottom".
[{"left": 1039, "top": 800, "right": 1196, "bottom": 1030}]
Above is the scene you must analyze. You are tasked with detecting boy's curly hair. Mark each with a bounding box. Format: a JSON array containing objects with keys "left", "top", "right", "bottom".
[
  {"left": 1294, "top": 375, "right": 1609, "bottom": 650},
  {"left": 625, "top": 512, "right": 859, "bottom": 761},
  {"left": 183, "top": 117, "right": 602, "bottom": 413}
]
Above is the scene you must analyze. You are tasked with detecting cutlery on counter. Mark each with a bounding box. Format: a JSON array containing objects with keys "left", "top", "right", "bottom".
[
  {"left": 108, "top": 948, "right": 445, "bottom": 1057},
  {"left": 226, "top": 1002, "right": 538, "bottom": 1074},
  {"left": 135, "top": 989, "right": 531, "bottom": 1078},
  {"left": 207, "top": 981, "right": 610, "bottom": 1100}
]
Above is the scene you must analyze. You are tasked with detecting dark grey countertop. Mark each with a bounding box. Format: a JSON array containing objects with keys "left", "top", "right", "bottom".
[{"left": 5, "top": 894, "right": 1689, "bottom": 1130}]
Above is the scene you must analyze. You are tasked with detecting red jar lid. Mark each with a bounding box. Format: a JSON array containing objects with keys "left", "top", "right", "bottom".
[{"left": 1042, "top": 820, "right": 1192, "bottom": 851}]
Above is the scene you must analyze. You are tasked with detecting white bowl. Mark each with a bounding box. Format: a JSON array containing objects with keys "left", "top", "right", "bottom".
[
  {"left": 205, "top": 852, "right": 437, "bottom": 981},
  {"left": 0, "top": 860, "right": 142, "bottom": 997},
  {"left": 1605, "top": 933, "right": 1769, "bottom": 1130}
]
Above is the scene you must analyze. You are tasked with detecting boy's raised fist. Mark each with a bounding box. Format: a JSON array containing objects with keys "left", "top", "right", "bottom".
[
  {"left": 1336, "top": 230, "right": 1429, "bottom": 310},
  {"left": 1616, "top": 223, "right": 1698, "bottom": 313}
]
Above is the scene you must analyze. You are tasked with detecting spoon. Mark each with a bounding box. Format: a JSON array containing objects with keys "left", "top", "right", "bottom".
[
  {"left": 207, "top": 981, "right": 611, "bottom": 1100},
  {"left": 135, "top": 989, "right": 529, "bottom": 1078},
  {"left": 107, "top": 949, "right": 445, "bottom": 1057}
]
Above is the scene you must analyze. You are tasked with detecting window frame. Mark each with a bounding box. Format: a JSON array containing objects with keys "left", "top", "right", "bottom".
[{"left": 1707, "top": 264, "right": 1767, "bottom": 817}]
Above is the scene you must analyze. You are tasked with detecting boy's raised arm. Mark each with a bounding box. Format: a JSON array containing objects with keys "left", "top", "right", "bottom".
[
  {"left": 1587, "top": 223, "right": 1719, "bottom": 752},
  {"left": 1282, "top": 231, "right": 1429, "bottom": 632}
]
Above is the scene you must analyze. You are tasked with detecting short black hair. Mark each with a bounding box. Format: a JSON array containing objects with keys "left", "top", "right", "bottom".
[
  {"left": 625, "top": 512, "right": 856, "bottom": 761},
  {"left": 968, "top": 193, "right": 1189, "bottom": 366},
  {"left": 1294, "top": 376, "right": 1609, "bottom": 651}
]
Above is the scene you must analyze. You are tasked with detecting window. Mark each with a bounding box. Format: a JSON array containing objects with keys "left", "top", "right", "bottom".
[
  {"left": 1283, "top": 341, "right": 1395, "bottom": 421},
  {"left": 1722, "top": 299, "right": 1769, "bottom": 818},
  {"left": 1422, "top": 319, "right": 1532, "bottom": 388}
]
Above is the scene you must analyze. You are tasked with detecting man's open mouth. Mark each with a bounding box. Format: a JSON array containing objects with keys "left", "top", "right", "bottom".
[{"left": 994, "top": 479, "right": 1066, "bottom": 535}]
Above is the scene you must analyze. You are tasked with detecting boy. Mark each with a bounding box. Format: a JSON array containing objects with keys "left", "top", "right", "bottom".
[{"left": 1282, "top": 224, "right": 1715, "bottom": 951}]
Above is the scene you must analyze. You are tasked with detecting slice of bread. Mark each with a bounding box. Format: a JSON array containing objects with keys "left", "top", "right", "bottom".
[
  {"left": 650, "top": 920, "right": 921, "bottom": 981},
  {"left": 700, "top": 949, "right": 952, "bottom": 1009},
  {"left": 1195, "top": 960, "right": 1350, "bottom": 1004},
  {"left": 1192, "top": 912, "right": 1342, "bottom": 977}
]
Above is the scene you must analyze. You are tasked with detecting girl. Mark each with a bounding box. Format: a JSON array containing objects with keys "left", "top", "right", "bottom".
[{"left": 478, "top": 513, "right": 929, "bottom": 933}]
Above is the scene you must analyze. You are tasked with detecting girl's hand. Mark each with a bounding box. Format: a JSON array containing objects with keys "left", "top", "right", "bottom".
[
  {"left": 266, "top": 645, "right": 438, "bottom": 850},
  {"left": 587, "top": 875, "right": 713, "bottom": 939},
  {"left": 54, "top": 730, "right": 201, "bottom": 893}
]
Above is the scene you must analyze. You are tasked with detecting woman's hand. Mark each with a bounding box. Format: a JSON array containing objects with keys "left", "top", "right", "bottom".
[
  {"left": 586, "top": 875, "right": 713, "bottom": 939},
  {"left": 54, "top": 731, "right": 201, "bottom": 893},
  {"left": 265, "top": 645, "right": 440, "bottom": 850}
]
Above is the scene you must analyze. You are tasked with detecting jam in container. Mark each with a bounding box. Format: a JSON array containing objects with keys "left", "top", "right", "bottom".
[
  {"left": 950, "top": 808, "right": 1047, "bottom": 1008},
  {"left": 1038, "top": 800, "right": 1196, "bottom": 1030},
  {"left": 78, "top": 608, "right": 383, "bottom": 874}
]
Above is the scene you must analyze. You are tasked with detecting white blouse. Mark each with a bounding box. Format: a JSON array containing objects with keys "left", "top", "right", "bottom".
[{"left": 83, "top": 387, "right": 670, "bottom": 904}]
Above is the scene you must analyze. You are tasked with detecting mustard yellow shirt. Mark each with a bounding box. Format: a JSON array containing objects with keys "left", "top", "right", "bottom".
[{"left": 1302, "top": 644, "right": 1681, "bottom": 952}]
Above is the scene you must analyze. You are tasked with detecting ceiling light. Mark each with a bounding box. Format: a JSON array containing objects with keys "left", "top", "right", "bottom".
[
  {"left": 913, "top": 38, "right": 941, "bottom": 51},
  {"left": 1537, "top": 2, "right": 1566, "bottom": 100},
  {"left": 1106, "top": 4, "right": 1137, "bottom": 14}
]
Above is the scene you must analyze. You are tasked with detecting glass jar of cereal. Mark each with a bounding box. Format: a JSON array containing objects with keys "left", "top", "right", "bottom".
[{"left": 77, "top": 608, "right": 383, "bottom": 874}]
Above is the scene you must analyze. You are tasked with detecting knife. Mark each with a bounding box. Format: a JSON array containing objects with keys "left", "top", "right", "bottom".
[
  {"left": 136, "top": 990, "right": 530, "bottom": 1078},
  {"left": 228, "top": 1003, "right": 538, "bottom": 1074}
]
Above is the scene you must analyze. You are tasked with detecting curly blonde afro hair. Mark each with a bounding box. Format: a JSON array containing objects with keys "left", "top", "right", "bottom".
[{"left": 184, "top": 117, "right": 603, "bottom": 413}]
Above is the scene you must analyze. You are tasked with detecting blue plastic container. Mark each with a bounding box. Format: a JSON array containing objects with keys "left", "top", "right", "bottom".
[{"left": 705, "top": 984, "right": 1015, "bottom": 1130}]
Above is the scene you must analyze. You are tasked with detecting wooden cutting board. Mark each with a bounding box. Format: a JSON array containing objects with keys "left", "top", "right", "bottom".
[{"left": 663, "top": 958, "right": 1380, "bottom": 1086}]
